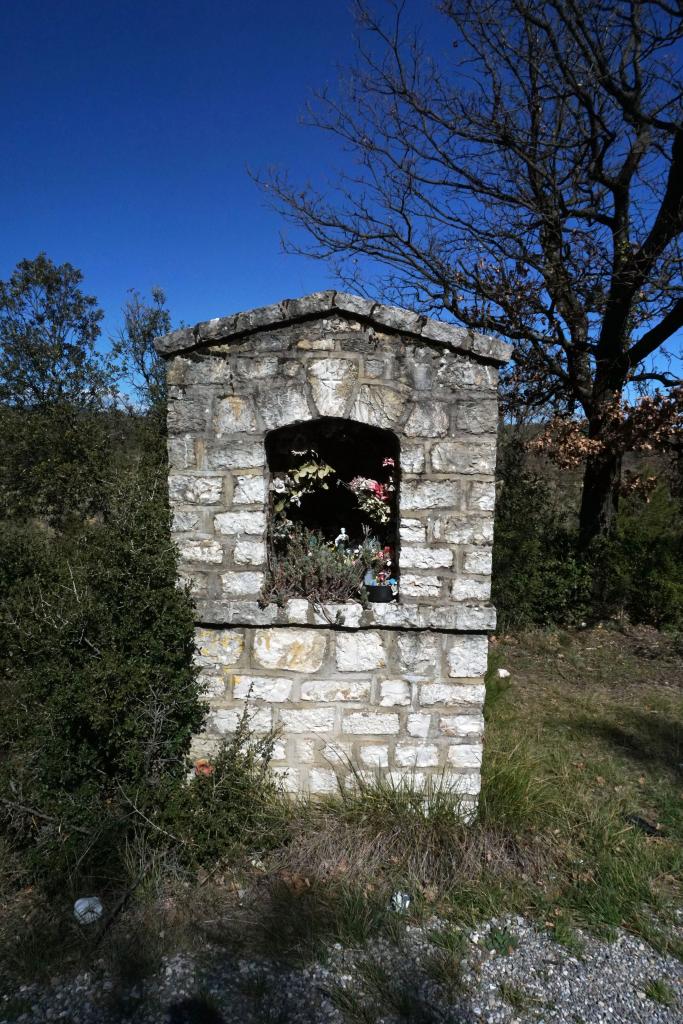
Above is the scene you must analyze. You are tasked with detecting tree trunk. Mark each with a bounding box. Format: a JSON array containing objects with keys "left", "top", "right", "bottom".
[{"left": 578, "top": 448, "right": 622, "bottom": 550}]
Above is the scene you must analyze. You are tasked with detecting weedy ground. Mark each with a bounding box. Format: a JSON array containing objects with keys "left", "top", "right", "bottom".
[{"left": 1, "top": 624, "right": 681, "bottom": 1000}]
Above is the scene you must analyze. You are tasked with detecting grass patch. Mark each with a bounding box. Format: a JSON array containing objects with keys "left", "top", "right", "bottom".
[
  {"left": 498, "top": 980, "right": 542, "bottom": 1012},
  {"left": 644, "top": 977, "right": 677, "bottom": 1007},
  {"left": 486, "top": 926, "right": 519, "bottom": 956}
]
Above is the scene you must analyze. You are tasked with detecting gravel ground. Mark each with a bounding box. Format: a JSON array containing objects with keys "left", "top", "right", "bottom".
[{"left": 1, "top": 915, "right": 681, "bottom": 1024}]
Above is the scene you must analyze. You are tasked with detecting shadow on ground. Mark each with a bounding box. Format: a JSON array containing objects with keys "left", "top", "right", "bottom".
[{"left": 567, "top": 707, "right": 682, "bottom": 779}]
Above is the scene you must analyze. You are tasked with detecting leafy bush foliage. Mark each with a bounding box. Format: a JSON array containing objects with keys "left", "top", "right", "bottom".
[
  {"left": 493, "top": 437, "right": 683, "bottom": 631},
  {"left": 165, "top": 708, "right": 286, "bottom": 868},
  {"left": 596, "top": 485, "right": 683, "bottom": 629},
  {"left": 0, "top": 449, "right": 204, "bottom": 888},
  {"left": 492, "top": 439, "right": 592, "bottom": 630}
]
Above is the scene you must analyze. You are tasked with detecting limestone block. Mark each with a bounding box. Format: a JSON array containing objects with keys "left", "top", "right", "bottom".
[
  {"left": 253, "top": 628, "right": 327, "bottom": 672},
  {"left": 399, "top": 518, "right": 427, "bottom": 544},
  {"left": 383, "top": 770, "right": 426, "bottom": 789},
  {"left": 369, "top": 604, "right": 420, "bottom": 627},
  {"left": 447, "top": 744, "right": 483, "bottom": 768},
  {"left": 296, "top": 738, "right": 318, "bottom": 762},
  {"left": 167, "top": 436, "right": 196, "bottom": 470},
  {"left": 400, "top": 574, "right": 442, "bottom": 598},
  {"left": 177, "top": 571, "right": 208, "bottom": 598},
  {"left": 335, "top": 632, "right": 385, "bottom": 671},
  {"left": 406, "top": 357, "right": 435, "bottom": 390},
  {"left": 343, "top": 711, "right": 400, "bottom": 735},
  {"left": 451, "top": 605, "right": 497, "bottom": 631},
  {"left": 451, "top": 578, "right": 491, "bottom": 601},
  {"left": 210, "top": 707, "right": 272, "bottom": 734},
  {"left": 463, "top": 548, "right": 493, "bottom": 574},
  {"left": 443, "top": 772, "right": 481, "bottom": 796},
  {"left": 273, "top": 766, "right": 300, "bottom": 793},
  {"left": 436, "top": 356, "right": 497, "bottom": 391},
  {"left": 173, "top": 355, "right": 230, "bottom": 385},
  {"left": 312, "top": 602, "right": 363, "bottom": 628},
  {"left": 363, "top": 354, "right": 394, "bottom": 378},
  {"left": 469, "top": 481, "right": 496, "bottom": 512},
  {"left": 407, "top": 605, "right": 454, "bottom": 630},
  {"left": 271, "top": 740, "right": 287, "bottom": 761},
  {"left": 420, "top": 683, "right": 486, "bottom": 706},
  {"left": 447, "top": 636, "right": 489, "bottom": 678},
  {"left": 402, "top": 480, "right": 459, "bottom": 511},
  {"left": 214, "top": 395, "right": 258, "bottom": 435},
  {"left": 208, "top": 441, "right": 265, "bottom": 470},
  {"left": 296, "top": 337, "right": 336, "bottom": 351},
  {"left": 169, "top": 475, "right": 223, "bottom": 505},
  {"left": 453, "top": 398, "right": 499, "bottom": 433},
  {"left": 350, "top": 384, "right": 406, "bottom": 428},
  {"left": 401, "top": 444, "right": 426, "bottom": 473},
  {"left": 177, "top": 538, "right": 223, "bottom": 564},
  {"left": 255, "top": 386, "right": 311, "bottom": 429},
  {"left": 430, "top": 440, "right": 496, "bottom": 475},
  {"left": 234, "top": 540, "right": 267, "bottom": 566},
  {"left": 232, "top": 676, "right": 292, "bottom": 702},
  {"left": 407, "top": 713, "right": 431, "bottom": 738},
  {"left": 233, "top": 475, "right": 266, "bottom": 505},
  {"left": 394, "top": 744, "right": 439, "bottom": 768},
  {"left": 172, "top": 510, "right": 200, "bottom": 532},
  {"left": 198, "top": 673, "right": 226, "bottom": 698},
  {"left": 432, "top": 516, "right": 494, "bottom": 545},
  {"left": 439, "top": 714, "right": 485, "bottom": 737},
  {"left": 307, "top": 768, "right": 340, "bottom": 795},
  {"left": 379, "top": 680, "right": 411, "bottom": 706},
  {"left": 231, "top": 355, "right": 280, "bottom": 381},
  {"left": 322, "top": 741, "right": 353, "bottom": 765},
  {"left": 359, "top": 745, "right": 389, "bottom": 767},
  {"left": 167, "top": 396, "right": 210, "bottom": 433},
  {"left": 215, "top": 510, "right": 266, "bottom": 536},
  {"left": 221, "top": 572, "right": 264, "bottom": 595},
  {"left": 396, "top": 633, "right": 441, "bottom": 675},
  {"left": 285, "top": 598, "right": 310, "bottom": 624},
  {"left": 219, "top": 601, "right": 278, "bottom": 625},
  {"left": 307, "top": 358, "right": 358, "bottom": 417},
  {"left": 283, "top": 361, "right": 305, "bottom": 381},
  {"left": 400, "top": 546, "right": 453, "bottom": 569},
  {"left": 404, "top": 402, "right": 449, "bottom": 437},
  {"left": 301, "top": 680, "right": 370, "bottom": 702},
  {"left": 280, "top": 709, "right": 335, "bottom": 733},
  {"left": 195, "top": 628, "right": 244, "bottom": 668}
]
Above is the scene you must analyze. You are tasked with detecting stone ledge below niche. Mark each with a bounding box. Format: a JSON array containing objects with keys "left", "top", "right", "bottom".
[{"left": 194, "top": 597, "right": 496, "bottom": 632}]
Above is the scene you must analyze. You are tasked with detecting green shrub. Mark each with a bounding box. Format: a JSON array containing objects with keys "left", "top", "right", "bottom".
[
  {"left": 492, "top": 439, "right": 592, "bottom": 630},
  {"left": 492, "top": 438, "right": 683, "bottom": 631},
  {"left": 0, "top": 449, "right": 204, "bottom": 889},
  {"left": 165, "top": 707, "right": 286, "bottom": 867},
  {"left": 596, "top": 485, "right": 683, "bottom": 628}
]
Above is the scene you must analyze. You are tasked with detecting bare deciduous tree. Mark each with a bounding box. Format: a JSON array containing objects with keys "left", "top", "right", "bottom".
[{"left": 261, "top": 0, "right": 683, "bottom": 546}]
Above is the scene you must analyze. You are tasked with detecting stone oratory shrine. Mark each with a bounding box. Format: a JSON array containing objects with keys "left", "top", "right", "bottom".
[{"left": 155, "top": 292, "right": 511, "bottom": 812}]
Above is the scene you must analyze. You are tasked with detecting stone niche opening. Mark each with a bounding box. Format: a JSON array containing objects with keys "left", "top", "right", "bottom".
[
  {"left": 265, "top": 417, "right": 400, "bottom": 593},
  {"left": 155, "top": 291, "right": 511, "bottom": 808}
]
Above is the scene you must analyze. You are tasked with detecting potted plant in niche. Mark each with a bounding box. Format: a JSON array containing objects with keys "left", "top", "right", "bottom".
[
  {"left": 364, "top": 545, "right": 397, "bottom": 603},
  {"left": 262, "top": 447, "right": 398, "bottom": 607}
]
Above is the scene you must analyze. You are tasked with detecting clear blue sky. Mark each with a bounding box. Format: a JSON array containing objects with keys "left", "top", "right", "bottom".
[
  {"left": 0, "top": 1, "right": 391, "bottom": 341},
  {"left": 2, "top": 1, "right": 679, "bottom": 378}
]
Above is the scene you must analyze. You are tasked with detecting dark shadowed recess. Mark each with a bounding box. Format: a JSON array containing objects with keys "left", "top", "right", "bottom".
[{"left": 265, "top": 417, "right": 400, "bottom": 554}]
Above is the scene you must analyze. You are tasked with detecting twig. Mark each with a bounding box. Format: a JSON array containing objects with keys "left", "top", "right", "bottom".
[
  {"left": 0, "top": 797, "right": 91, "bottom": 835},
  {"left": 117, "top": 785, "right": 186, "bottom": 845}
]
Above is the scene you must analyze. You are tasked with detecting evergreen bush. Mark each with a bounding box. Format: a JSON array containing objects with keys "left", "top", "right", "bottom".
[{"left": 0, "top": 447, "right": 204, "bottom": 889}]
